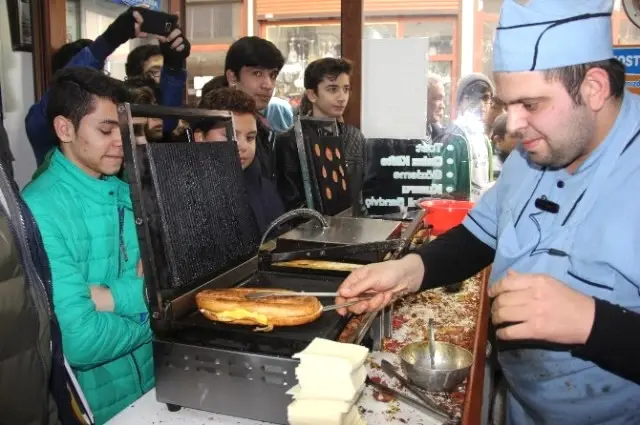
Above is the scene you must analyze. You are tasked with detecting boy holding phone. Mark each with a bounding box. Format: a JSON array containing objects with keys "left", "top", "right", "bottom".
[{"left": 25, "top": 7, "right": 190, "bottom": 166}]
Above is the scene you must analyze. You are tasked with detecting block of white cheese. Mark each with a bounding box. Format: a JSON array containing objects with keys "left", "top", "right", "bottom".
[
  {"left": 292, "top": 338, "right": 369, "bottom": 401},
  {"left": 293, "top": 338, "right": 369, "bottom": 369},
  {"left": 295, "top": 364, "right": 366, "bottom": 401},
  {"left": 287, "top": 338, "right": 370, "bottom": 424},
  {"left": 287, "top": 399, "right": 366, "bottom": 425},
  {"left": 287, "top": 382, "right": 365, "bottom": 404}
]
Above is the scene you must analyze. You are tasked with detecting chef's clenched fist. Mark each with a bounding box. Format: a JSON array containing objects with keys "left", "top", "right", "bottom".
[
  {"left": 490, "top": 270, "right": 596, "bottom": 344},
  {"left": 336, "top": 254, "right": 426, "bottom": 315}
]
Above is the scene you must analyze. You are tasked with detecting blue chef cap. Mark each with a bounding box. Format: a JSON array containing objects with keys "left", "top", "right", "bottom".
[{"left": 493, "top": 0, "right": 614, "bottom": 72}]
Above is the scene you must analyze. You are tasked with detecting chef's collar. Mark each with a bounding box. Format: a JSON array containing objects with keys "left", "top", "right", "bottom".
[{"left": 493, "top": 0, "right": 614, "bottom": 72}]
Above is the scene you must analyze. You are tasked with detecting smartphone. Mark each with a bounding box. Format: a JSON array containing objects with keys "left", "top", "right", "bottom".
[{"left": 137, "top": 8, "right": 178, "bottom": 37}]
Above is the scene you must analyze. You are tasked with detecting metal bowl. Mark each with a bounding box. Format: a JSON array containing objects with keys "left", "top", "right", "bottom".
[{"left": 399, "top": 341, "right": 473, "bottom": 392}]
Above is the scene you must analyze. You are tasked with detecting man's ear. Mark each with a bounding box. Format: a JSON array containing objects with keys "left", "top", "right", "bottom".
[
  {"left": 53, "top": 116, "right": 74, "bottom": 144},
  {"left": 194, "top": 130, "right": 204, "bottom": 142},
  {"left": 225, "top": 69, "right": 238, "bottom": 87},
  {"left": 305, "top": 88, "right": 318, "bottom": 103},
  {"left": 581, "top": 67, "right": 611, "bottom": 112}
]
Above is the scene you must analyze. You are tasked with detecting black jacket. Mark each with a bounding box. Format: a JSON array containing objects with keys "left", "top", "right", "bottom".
[
  {"left": 0, "top": 163, "right": 89, "bottom": 424},
  {"left": 427, "top": 122, "right": 444, "bottom": 141},
  {"left": 255, "top": 115, "right": 277, "bottom": 181},
  {"left": 244, "top": 159, "right": 285, "bottom": 237},
  {"left": 275, "top": 121, "right": 366, "bottom": 212}
]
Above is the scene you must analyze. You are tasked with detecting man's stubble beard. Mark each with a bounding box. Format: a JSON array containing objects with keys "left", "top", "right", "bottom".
[{"left": 532, "top": 106, "right": 594, "bottom": 170}]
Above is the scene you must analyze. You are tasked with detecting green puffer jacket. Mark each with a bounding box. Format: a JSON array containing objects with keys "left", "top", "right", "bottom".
[{"left": 22, "top": 149, "right": 154, "bottom": 425}]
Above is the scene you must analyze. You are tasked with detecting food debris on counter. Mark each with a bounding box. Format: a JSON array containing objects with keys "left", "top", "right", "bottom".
[
  {"left": 370, "top": 376, "right": 395, "bottom": 403},
  {"left": 347, "top": 274, "right": 481, "bottom": 425}
]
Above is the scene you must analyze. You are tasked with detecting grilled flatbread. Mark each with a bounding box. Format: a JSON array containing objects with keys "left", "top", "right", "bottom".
[
  {"left": 271, "top": 260, "right": 364, "bottom": 272},
  {"left": 196, "top": 288, "right": 322, "bottom": 332}
]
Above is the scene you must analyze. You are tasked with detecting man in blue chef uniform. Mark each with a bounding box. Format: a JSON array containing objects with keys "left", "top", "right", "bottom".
[{"left": 334, "top": 0, "right": 640, "bottom": 424}]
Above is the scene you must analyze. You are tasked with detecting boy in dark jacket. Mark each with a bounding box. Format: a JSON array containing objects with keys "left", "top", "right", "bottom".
[
  {"left": 275, "top": 58, "right": 366, "bottom": 212},
  {"left": 194, "top": 88, "right": 285, "bottom": 235},
  {"left": 223, "top": 37, "right": 286, "bottom": 180}
]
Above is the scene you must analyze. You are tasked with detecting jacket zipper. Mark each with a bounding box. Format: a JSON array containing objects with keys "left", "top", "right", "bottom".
[
  {"left": 131, "top": 354, "right": 144, "bottom": 394},
  {"left": 117, "top": 205, "right": 128, "bottom": 277},
  {"left": 118, "top": 202, "right": 142, "bottom": 393}
]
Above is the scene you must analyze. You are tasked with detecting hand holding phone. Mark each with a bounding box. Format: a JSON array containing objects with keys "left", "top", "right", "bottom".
[
  {"left": 136, "top": 8, "right": 178, "bottom": 38},
  {"left": 160, "top": 27, "right": 192, "bottom": 69}
]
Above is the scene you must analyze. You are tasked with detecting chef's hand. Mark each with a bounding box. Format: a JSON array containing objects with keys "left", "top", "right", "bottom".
[
  {"left": 90, "top": 285, "right": 115, "bottom": 312},
  {"left": 336, "top": 254, "right": 425, "bottom": 316},
  {"left": 489, "top": 270, "right": 595, "bottom": 344}
]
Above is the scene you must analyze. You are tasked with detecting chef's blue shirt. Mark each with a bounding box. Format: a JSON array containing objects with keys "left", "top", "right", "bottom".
[{"left": 463, "top": 91, "right": 640, "bottom": 424}]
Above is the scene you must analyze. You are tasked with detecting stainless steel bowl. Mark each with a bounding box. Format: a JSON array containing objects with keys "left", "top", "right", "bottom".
[{"left": 399, "top": 341, "right": 473, "bottom": 392}]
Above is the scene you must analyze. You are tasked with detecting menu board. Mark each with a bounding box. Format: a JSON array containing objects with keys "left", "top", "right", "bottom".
[{"left": 362, "top": 139, "right": 445, "bottom": 216}]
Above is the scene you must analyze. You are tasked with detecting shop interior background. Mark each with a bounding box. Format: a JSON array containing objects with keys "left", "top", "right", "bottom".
[{"left": 1, "top": 0, "right": 639, "bottom": 188}]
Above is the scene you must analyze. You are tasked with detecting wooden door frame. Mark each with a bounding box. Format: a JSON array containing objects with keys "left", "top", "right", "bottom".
[
  {"left": 31, "top": 0, "right": 67, "bottom": 100},
  {"left": 341, "top": 0, "right": 363, "bottom": 128}
]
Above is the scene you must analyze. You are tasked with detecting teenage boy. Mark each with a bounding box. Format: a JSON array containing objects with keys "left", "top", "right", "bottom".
[
  {"left": 224, "top": 36, "right": 286, "bottom": 179},
  {"left": 22, "top": 68, "right": 153, "bottom": 425},
  {"left": 125, "top": 44, "right": 163, "bottom": 83},
  {"left": 194, "top": 88, "right": 284, "bottom": 235},
  {"left": 25, "top": 7, "right": 189, "bottom": 166},
  {"left": 275, "top": 57, "right": 366, "bottom": 212}
]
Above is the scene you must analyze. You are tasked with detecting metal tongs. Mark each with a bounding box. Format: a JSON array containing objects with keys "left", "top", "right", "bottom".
[
  {"left": 245, "top": 291, "right": 341, "bottom": 300},
  {"left": 245, "top": 291, "right": 375, "bottom": 313},
  {"left": 367, "top": 360, "right": 453, "bottom": 422}
]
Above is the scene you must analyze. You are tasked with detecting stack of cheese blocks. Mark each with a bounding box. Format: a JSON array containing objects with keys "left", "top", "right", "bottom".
[{"left": 287, "top": 338, "right": 368, "bottom": 425}]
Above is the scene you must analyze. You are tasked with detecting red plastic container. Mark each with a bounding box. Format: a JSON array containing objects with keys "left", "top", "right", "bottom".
[{"left": 419, "top": 199, "right": 475, "bottom": 236}]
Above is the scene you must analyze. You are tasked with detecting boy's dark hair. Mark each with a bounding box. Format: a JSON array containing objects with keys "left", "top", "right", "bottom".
[
  {"left": 201, "top": 75, "right": 229, "bottom": 98},
  {"left": 491, "top": 113, "right": 508, "bottom": 140},
  {"left": 125, "top": 44, "right": 162, "bottom": 78},
  {"left": 47, "top": 68, "right": 128, "bottom": 142},
  {"left": 198, "top": 88, "right": 256, "bottom": 113},
  {"left": 51, "top": 39, "right": 93, "bottom": 74},
  {"left": 543, "top": 58, "right": 625, "bottom": 105},
  {"left": 195, "top": 88, "right": 256, "bottom": 132},
  {"left": 224, "top": 36, "right": 284, "bottom": 79},
  {"left": 304, "top": 58, "right": 352, "bottom": 91},
  {"left": 124, "top": 75, "right": 161, "bottom": 104}
]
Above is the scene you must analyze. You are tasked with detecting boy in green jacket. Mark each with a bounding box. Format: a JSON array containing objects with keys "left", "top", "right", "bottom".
[{"left": 22, "top": 68, "right": 153, "bottom": 424}]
